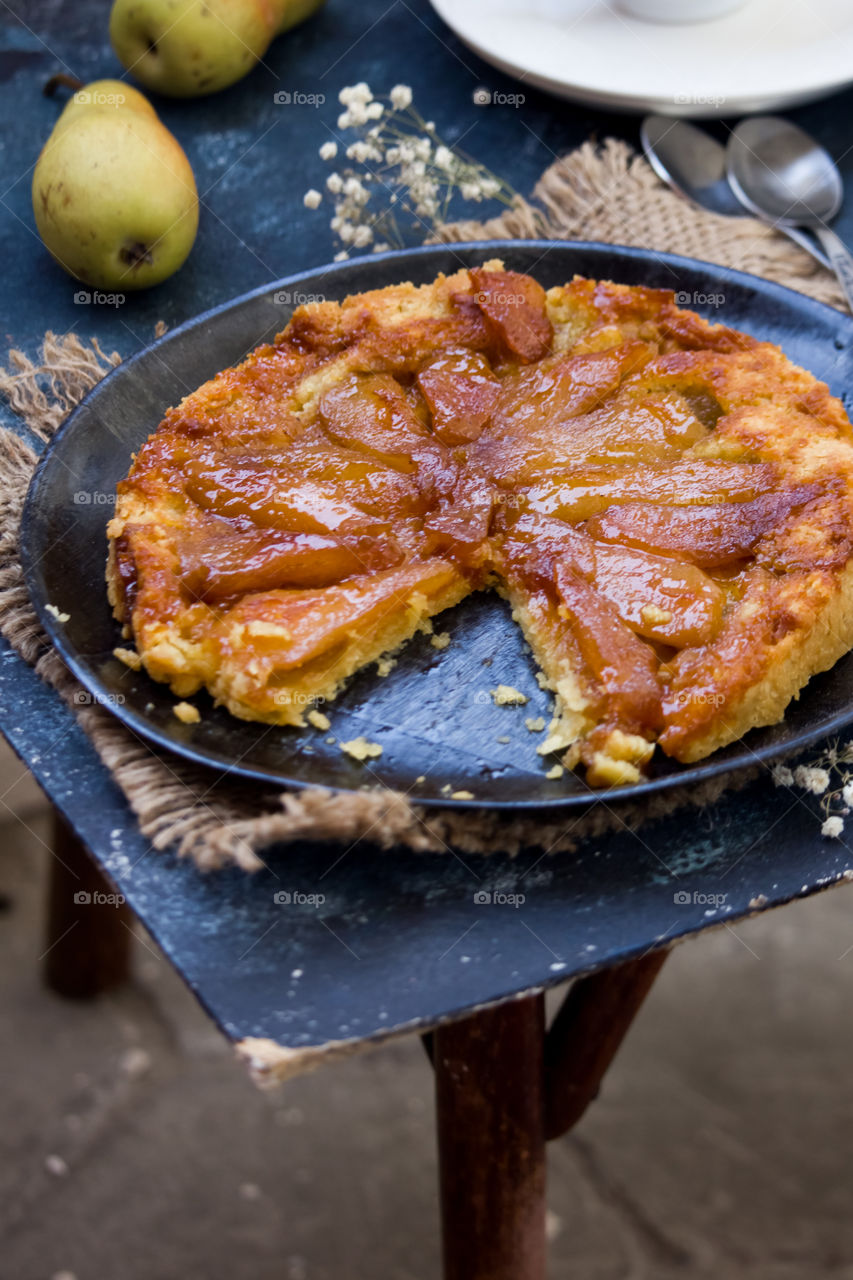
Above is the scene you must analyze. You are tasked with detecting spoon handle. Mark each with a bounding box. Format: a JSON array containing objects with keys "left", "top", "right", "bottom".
[
  {"left": 814, "top": 226, "right": 853, "bottom": 310},
  {"left": 780, "top": 224, "right": 831, "bottom": 271}
]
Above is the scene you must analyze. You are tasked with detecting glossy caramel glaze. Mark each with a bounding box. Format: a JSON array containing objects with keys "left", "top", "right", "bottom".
[{"left": 107, "top": 261, "right": 853, "bottom": 785}]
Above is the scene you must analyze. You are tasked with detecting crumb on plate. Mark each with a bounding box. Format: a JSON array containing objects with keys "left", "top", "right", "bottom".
[
  {"left": 113, "top": 646, "right": 142, "bottom": 672},
  {"left": 491, "top": 684, "right": 528, "bottom": 706},
  {"left": 340, "top": 736, "right": 382, "bottom": 761},
  {"left": 173, "top": 701, "right": 200, "bottom": 725},
  {"left": 307, "top": 708, "right": 331, "bottom": 731}
]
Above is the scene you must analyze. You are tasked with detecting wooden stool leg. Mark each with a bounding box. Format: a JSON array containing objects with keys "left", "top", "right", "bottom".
[
  {"left": 43, "top": 810, "right": 132, "bottom": 998},
  {"left": 545, "top": 949, "right": 669, "bottom": 1140},
  {"left": 434, "top": 993, "right": 546, "bottom": 1280}
]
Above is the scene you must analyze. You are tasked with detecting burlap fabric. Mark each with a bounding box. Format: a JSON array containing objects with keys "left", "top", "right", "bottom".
[{"left": 0, "top": 139, "right": 844, "bottom": 872}]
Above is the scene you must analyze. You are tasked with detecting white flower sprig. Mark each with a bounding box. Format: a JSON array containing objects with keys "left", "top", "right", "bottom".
[
  {"left": 304, "top": 82, "right": 518, "bottom": 258},
  {"left": 773, "top": 739, "right": 853, "bottom": 838}
]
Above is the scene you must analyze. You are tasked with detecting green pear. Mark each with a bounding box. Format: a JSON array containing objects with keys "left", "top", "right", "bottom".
[
  {"left": 109, "top": 0, "right": 326, "bottom": 98},
  {"left": 32, "top": 79, "right": 198, "bottom": 291}
]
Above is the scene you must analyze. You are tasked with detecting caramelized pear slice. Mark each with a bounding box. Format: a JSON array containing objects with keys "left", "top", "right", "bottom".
[
  {"left": 319, "top": 373, "right": 432, "bottom": 469},
  {"left": 185, "top": 461, "right": 391, "bottom": 536},
  {"left": 219, "top": 560, "right": 464, "bottom": 673},
  {"left": 522, "top": 460, "right": 775, "bottom": 523},
  {"left": 469, "top": 267, "right": 552, "bottom": 362},
  {"left": 553, "top": 560, "right": 663, "bottom": 732},
  {"left": 490, "top": 344, "right": 653, "bottom": 439},
  {"left": 424, "top": 468, "right": 495, "bottom": 559},
  {"left": 589, "top": 541, "right": 724, "bottom": 648},
  {"left": 502, "top": 512, "right": 722, "bottom": 648},
  {"left": 417, "top": 348, "right": 499, "bottom": 444},
  {"left": 179, "top": 529, "right": 400, "bottom": 602},
  {"left": 587, "top": 484, "right": 822, "bottom": 567}
]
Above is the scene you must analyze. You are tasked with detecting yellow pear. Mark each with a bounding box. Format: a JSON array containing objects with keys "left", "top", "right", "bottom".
[
  {"left": 109, "top": 0, "right": 326, "bottom": 98},
  {"left": 32, "top": 80, "right": 198, "bottom": 291}
]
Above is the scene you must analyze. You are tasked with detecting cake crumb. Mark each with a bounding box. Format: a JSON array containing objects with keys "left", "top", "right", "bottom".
[
  {"left": 375, "top": 656, "right": 397, "bottom": 677},
  {"left": 173, "top": 701, "right": 200, "bottom": 724},
  {"left": 546, "top": 764, "right": 564, "bottom": 780},
  {"left": 451, "top": 790, "right": 474, "bottom": 800},
  {"left": 491, "top": 684, "right": 528, "bottom": 706},
  {"left": 641, "top": 603, "right": 672, "bottom": 626},
  {"left": 415, "top": 775, "right": 426, "bottom": 783},
  {"left": 441, "top": 784, "right": 452, "bottom": 794},
  {"left": 431, "top": 632, "right": 451, "bottom": 650},
  {"left": 46, "top": 604, "right": 70, "bottom": 623},
  {"left": 307, "top": 709, "right": 330, "bottom": 731},
  {"left": 113, "top": 646, "right": 142, "bottom": 671},
  {"left": 496, "top": 735, "right": 511, "bottom": 744},
  {"left": 525, "top": 716, "right": 545, "bottom": 732},
  {"left": 325, "top": 736, "right": 336, "bottom": 745},
  {"left": 340, "top": 736, "right": 382, "bottom": 762}
]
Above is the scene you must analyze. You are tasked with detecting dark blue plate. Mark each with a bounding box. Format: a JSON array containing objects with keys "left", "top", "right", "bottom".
[{"left": 19, "top": 240, "right": 853, "bottom": 810}]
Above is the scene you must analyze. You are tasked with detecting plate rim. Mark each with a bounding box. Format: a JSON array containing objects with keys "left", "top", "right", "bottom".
[
  {"left": 428, "top": 0, "right": 853, "bottom": 117},
  {"left": 20, "top": 237, "right": 853, "bottom": 812}
]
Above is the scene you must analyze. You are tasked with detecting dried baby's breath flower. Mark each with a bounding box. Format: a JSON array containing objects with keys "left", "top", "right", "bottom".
[
  {"left": 793, "top": 765, "right": 830, "bottom": 795},
  {"left": 307, "top": 82, "right": 519, "bottom": 254},
  {"left": 785, "top": 740, "right": 853, "bottom": 839},
  {"left": 390, "top": 84, "right": 413, "bottom": 110},
  {"left": 303, "top": 189, "right": 322, "bottom": 209}
]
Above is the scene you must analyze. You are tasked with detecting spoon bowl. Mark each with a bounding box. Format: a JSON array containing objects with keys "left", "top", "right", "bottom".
[
  {"left": 727, "top": 115, "right": 853, "bottom": 309},
  {"left": 641, "top": 116, "right": 743, "bottom": 217},
  {"left": 727, "top": 116, "right": 842, "bottom": 228},
  {"left": 642, "top": 115, "right": 830, "bottom": 269}
]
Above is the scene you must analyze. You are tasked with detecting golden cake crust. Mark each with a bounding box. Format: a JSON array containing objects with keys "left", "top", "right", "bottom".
[{"left": 107, "top": 261, "right": 853, "bottom": 785}]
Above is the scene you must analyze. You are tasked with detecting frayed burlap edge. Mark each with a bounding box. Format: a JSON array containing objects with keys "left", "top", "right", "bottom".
[{"left": 0, "top": 140, "right": 838, "bottom": 871}]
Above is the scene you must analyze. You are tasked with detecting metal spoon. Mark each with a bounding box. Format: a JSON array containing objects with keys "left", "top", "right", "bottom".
[
  {"left": 727, "top": 116, "right": 853, "bottom": 308},
  {"left": 641, "top": 115, "right": 830, "bottom": 269}
]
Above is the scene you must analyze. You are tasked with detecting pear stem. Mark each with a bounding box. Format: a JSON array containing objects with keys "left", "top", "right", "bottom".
[{"left": 43, "top": 73, "right": 85, "bottom": 98}]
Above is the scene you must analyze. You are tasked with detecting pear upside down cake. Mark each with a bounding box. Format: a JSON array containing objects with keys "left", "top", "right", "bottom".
[{"left": 107, "top": 261, "right": 853, "bottom": 787}]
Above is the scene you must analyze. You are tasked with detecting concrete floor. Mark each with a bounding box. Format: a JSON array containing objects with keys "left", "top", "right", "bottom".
[{"left": 3, "top": 737, "right": 853, "bottom": 1280}]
